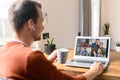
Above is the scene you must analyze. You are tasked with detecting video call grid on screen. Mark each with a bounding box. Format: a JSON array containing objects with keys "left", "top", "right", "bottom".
[{"left": 75, "top": 38, "right": 109, "bottom": 58}]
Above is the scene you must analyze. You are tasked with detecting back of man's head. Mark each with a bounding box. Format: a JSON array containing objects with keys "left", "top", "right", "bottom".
[{"left": 8, "top": 0, "right": 41, "bottom": 33}]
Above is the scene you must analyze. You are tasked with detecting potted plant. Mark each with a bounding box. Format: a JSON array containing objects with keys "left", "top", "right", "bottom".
[
  {"left": 44, "top": 36, "right": 56, "bottom": 55},
  {"left": 103, "top": 23, "right": 110, "bottom": 36},
  {"left": 115, "top": 41, "right": 120, "bottom": 52}
]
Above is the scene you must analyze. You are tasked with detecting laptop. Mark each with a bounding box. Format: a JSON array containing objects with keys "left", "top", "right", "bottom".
[{"left": 65, "top": 36, "right": 111, "bottom": 68}]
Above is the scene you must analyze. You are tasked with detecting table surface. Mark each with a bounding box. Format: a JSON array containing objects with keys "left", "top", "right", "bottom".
[{"left": 53, "top": 49, "right": 120, "bottom": 80}]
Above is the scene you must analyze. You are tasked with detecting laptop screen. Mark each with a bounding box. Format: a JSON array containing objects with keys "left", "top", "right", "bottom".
[{"left": 75, "top": 37, "right": 110, "bottom": 58}]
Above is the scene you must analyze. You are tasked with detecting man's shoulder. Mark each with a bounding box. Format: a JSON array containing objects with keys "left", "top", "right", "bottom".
[
  {"left": 26, "top": 50, "right": 50, "bottom": 68},
  {"left": 27, "top": 50, "right": 44, "bottom": 60},
  {"left": 92, "top": 43, "right": 96, "bottom": 45}
]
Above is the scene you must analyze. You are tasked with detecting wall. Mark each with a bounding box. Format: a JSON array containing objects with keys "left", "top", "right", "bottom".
[
  {"left": 40, "top": 0, "right": 120, "bottom": 51},
  {"left": 38, "top": 0, "right": 80, "bottom": 51},
  {"left": 101, "top": 0, "right": 120, "bottom": 50}
]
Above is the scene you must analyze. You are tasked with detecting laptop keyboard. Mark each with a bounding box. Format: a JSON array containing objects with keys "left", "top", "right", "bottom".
[{"left": 71, "top": 59, "right": 106, "bottom": 65}]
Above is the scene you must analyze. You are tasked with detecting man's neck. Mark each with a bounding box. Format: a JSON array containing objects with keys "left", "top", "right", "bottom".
[{"left": 13, "top": 34, "right": 34, "bottom": 47}]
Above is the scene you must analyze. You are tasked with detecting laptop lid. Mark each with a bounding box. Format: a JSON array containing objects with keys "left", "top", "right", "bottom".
[{"left": 73, "top": 36, "right": 111, "bottom": 61}]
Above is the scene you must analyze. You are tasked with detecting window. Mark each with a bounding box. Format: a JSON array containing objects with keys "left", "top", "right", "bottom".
[{"left": 0, "top": 0, "right": 15, "bottom": 45}]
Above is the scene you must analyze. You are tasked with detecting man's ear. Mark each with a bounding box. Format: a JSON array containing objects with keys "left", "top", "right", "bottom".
[{"left": 27, "top": 19, "right": 34, "bottom": 31}]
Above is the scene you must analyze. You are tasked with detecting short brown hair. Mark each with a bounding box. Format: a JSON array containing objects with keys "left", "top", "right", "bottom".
[{"left": 8, "top": 0, "right": 41, "bottom": 32}]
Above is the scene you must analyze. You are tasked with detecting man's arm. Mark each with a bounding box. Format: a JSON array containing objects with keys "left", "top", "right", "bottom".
[
  {"left": 47, "top": 50, "right": 104, "bottom": 80},
  {"left": 27, "top": 51, "right": 103, "bottom": 80}
]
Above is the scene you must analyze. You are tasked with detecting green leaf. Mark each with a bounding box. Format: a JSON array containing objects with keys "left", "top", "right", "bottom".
[
  {"left": 45, "top": 36, "right": 55, "bottom": 45},
  {"left": 115, "top": 41, "right": 120, "bottom": 46},
  {"left": 50, "top": 37, "right": 55, "bottom": 44},
  {"left": 104, "top": 23, "right": 110, "bottom": 35}
]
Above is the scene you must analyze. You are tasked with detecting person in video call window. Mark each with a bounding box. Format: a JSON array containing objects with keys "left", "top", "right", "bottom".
[
  {"left": 79, "top": 39, "right": 90, "bottom": 47},
  {"left": 97, "top": 42, "right": 106, "bottom": 57},
  {"left": 0, "top": 0, "right": 104, "bottom": 80},
  {"left": 80, "top": 47, "right": 88, "bottom": 56},
  {"left": 91, "top": 39, "right": 100, "bottom": 56},
  {"left": 91, "top": 39, "right": 100, "bottom": 49}
]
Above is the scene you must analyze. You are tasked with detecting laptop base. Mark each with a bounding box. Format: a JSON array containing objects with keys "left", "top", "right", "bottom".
[{"left": 65, "top": 59, "right": 107, "bottom": 68}]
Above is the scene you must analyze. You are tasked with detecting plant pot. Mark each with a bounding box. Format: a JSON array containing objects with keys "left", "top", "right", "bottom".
[
  {"left": 116, "top": 47, "right": 120, "bottom": 52},
  {"left": 44, "top": 44, "right": 56, "bottom": 55},
  {"left": 104, "top": 35, "right": 109, "bottom": 37}
]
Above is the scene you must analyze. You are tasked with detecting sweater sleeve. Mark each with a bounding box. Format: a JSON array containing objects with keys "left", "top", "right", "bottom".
[{"left": 26, "top": 51, "right": 86, "bottom": 80}]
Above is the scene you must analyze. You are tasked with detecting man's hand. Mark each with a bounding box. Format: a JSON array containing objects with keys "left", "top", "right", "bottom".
[
  {"left": 47, "top": 50, "right": 57, "bottom": 63},
  {"left": 90, "top": 62, "right": 104, "bottom": 75},
  {"left": 82, "top": 62, "right": 104, "bottom": 80}
]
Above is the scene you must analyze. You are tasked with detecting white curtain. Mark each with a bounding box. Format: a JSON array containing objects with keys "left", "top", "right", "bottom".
[{"left": 91, "top": 0, "right": 101, "bottom": 37}]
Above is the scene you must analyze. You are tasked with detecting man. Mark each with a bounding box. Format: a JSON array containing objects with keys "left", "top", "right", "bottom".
[
  {"left": 0, "top": 0, "right": 104, "bottom": 80},
  {"left": 91, "top": 39, "right": 100, "bottom": 56},
  {"left": 91, "top": 39, "right": 100, "bottom": 49}
]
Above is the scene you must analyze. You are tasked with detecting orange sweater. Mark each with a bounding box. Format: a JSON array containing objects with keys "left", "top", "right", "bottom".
[{"left": 0, "top": 42, "right": 86, "bottom": 80}]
